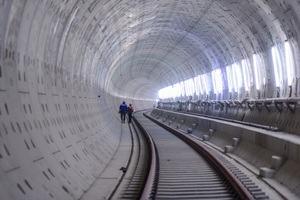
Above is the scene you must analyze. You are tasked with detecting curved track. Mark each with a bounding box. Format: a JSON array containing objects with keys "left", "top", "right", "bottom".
[
  {"left": 135, "top": 112, "right": 240, "bottom": 199},
  {"left": 113, "top": 111, "right": 270, "bottom": 199}
]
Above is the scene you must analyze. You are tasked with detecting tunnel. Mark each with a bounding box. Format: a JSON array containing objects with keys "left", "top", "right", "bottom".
[{"left": 1, "top": 0, "right": 300, "bottom": 199}]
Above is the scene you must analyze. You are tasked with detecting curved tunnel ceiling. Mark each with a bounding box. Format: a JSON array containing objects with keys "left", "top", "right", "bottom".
[
  {"left": 3, "top": 1, "right": 298, "bottom": 103},
  {"left": 70, "top": 0, "right": 296, "bottom": 99},
  {"left": 64, "top": 0, "right": 295, "bottom": 101}
]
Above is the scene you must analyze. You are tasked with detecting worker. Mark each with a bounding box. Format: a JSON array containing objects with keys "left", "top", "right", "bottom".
[
  {"left": 119, "top": 101, "right": 127, "bottom": 123},
  {"left": 127, "top": 103, "right": 134, "bottom": 123}
]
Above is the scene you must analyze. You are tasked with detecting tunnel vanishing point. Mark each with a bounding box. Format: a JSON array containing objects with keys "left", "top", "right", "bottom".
[{"left": 1, "top": 0, "right": 300, "bottom": 199}]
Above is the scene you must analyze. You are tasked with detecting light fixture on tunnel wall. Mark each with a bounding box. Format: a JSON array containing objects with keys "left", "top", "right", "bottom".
[
  {"left": 284, "top": 41, "right": 294, "bottom": 87},
  {"left": 158, "top": 71, "right": 222, "bottom": 101},
  {"left": 184, "top": 78, "right": 195, "bottom": 97},
  {"left": 158, "top": 85, "right": 173, "bottom": 99},
  {"left": 211, "top": 69, "right": 223, "bottom": 96},
  {"left": 180, "top": 81, "right": 185, "bottom": 97},
  {"left": 226, "top": 65, "right": 233, "bottom": 93},
  {"left": 174, "top": 83, "right": 181, "bottom": 99},
  {"left": 195, "top": 75, "right": 203, "bottom": 98},
  {"left": 253, "top": 53, "right": 263, "bottom": 91},
  {"left": 271, "top": 46, "right": 283, "bottom": 88},
  {"left": 202, "top": 73, "right": 210, "bottom": 95},
  {"left": 242, "top": 59, "right": 251, "bottom": 92},
  {"left": 232, "top": 63, "right": 243, "bottom": 93}
]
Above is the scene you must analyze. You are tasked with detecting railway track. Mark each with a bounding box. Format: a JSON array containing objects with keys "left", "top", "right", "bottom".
[{"left": 111, "top": 111, "right": 270, "bottom": 199}]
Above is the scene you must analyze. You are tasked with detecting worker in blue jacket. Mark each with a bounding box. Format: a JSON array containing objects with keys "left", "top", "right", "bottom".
[{"left": 119, "top": 101, "right": 127, "bottom": 123}]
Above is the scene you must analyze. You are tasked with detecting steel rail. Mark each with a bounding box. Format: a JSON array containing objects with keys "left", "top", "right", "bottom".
[
  {"left": 144, "top": 112, "right": 255, "bottom": 200},
  {"left": 133, "top": 116, "right": 159, "bottom": 200}
]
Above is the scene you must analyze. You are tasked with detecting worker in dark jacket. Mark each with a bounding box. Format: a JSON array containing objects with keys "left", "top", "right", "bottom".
[
  {"left": 119, "top": 101, "right": 127, "bottom": 123},
  {"left": 127, "top": 104, "right": 134, "bottom": 123}
]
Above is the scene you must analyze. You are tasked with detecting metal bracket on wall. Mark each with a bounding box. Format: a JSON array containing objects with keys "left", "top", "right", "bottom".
[
  {"left": 255, "top": 102, "right": 262, "bottom": 112},
  {"left": 247, "top": 101, "right": 254, "bottom": 111}
]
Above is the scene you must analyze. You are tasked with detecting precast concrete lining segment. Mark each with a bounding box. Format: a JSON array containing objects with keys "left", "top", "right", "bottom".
[
  {"left": 138, "top": 4, "right": 214, "bottom": 70},
  {"left": 1, "top": 3, "right": 121, "bottom": 196},
  {"left": 95, "top": 0, "right": 214, "bottom": 94},
  {"left": 107, "top": 54, "right": 195, "bottom": 96},
  {"left": 106, "top": 48, "right": 191, "bottom": 94},
  {"left": 118, "top": 56, "right": 172, "bottom": 77},
  {"left": 107, "top": 35, "right": 213, "bottom": 93},
  {"left": 89, "top": 0, "right": 232, "bottom": 96},
  {"left": 2, "top": 0, "right": 300, "bottom": 199},
  {"left": 223, "top": 0, "right": 287, "bottom": 50},
  {"left": 103, "top": 0, "right": 270, "bottom": 94}
]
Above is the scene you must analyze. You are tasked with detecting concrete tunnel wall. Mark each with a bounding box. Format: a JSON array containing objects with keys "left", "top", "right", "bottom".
[
  {"left": 2, "top": 0, "right": 300, "bottom": 199},
  {"left": 0, "top": 1, "right": 154, "bottom": 200}
]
